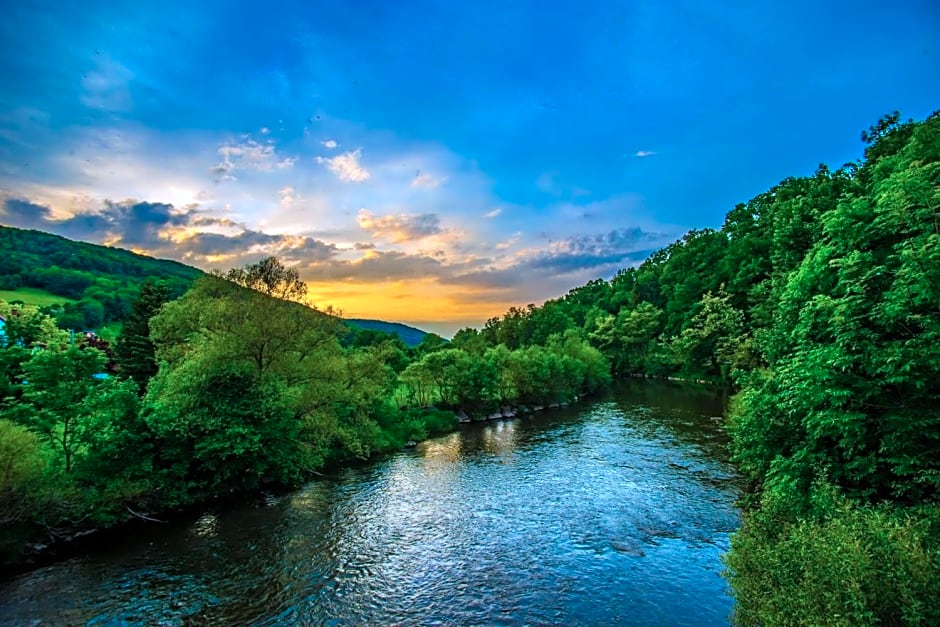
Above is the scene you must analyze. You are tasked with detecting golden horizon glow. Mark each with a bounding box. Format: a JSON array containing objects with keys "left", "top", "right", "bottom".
[{"left": 306, "top": 278, "right": 518, "bottom": 335}]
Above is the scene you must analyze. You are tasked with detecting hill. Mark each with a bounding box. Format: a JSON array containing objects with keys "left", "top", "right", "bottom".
[
  {"left": 346, "top": 318, "right": 429, "bottom": 347},
  {"left": 0, "top": 225, "right": 433, "bottom": 344},
  {"left": 0, "top": 225, "right": 202, "bottom": 330}
]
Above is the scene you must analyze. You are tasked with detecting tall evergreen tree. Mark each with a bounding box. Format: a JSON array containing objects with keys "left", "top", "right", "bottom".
[{"left": 115, "top": 281, "right": 171, "bottom": 392}]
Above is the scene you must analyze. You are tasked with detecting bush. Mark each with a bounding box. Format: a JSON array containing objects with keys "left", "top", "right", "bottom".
[{"left": 725, "top": 484, "right": 940, "bottom": 626}]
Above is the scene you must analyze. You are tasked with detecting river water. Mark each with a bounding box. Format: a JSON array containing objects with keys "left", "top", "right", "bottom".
[{"left": 0, "top": 380, "right": 739, "bottom": 626}]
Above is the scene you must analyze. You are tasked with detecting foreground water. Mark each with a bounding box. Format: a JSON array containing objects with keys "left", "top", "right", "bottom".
[{"left": 0, "top": 380, "right": 739, "bottom": 626}]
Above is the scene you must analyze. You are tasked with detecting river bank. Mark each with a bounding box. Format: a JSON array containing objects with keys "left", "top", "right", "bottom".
[
  {"left": 1, "top": 381, "right": 739, "bottom": 626},
  {"left": 3, "top": 395, "right": 604, "bottom": 576}
]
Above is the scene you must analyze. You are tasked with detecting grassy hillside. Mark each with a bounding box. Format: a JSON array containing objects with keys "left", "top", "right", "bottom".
[{"left": 0, "top": 287, "right": 77, "bottom": 307}]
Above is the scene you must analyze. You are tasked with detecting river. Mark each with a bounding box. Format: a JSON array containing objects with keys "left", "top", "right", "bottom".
[{"left": 0, "top": 380, "right": 740, "bottom": 626}]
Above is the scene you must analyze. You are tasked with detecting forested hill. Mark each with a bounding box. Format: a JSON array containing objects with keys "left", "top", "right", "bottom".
[
  {"left": 346, "top": 319, "right": 429, "bottom": 346},
  {"left": 0, "top": 225, "right": 202, "bottom": 330},
  {"left": 0, "top": 225, "right": 201, "bottom": 288},
  {"left": 0, "top": 225, "right": 432, "bottom": 344}
]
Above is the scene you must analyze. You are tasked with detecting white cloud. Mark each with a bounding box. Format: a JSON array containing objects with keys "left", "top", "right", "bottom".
[
  {"left": 321, "top": 139, "right": 338, "bottom": 149},
  {"left": 315, "top": 148, "right": 370, "bottom": 183},
  {"left": 536, "top": 171, "right": 558, "bottom": 194},
  {"left": 210, "top": 137, "right": 295, "bottom": 179},
  {"left": 484, "top": 208, "right": 502, "bottom": 218},
  {"left": 635, "top": 150, "right": 656, "bottom": 157},
  {"left": 411, "top": 172, "right": 446, "bottom": 189},
  {"left": 279, "top": 185, "right": 295, "bottom": 208},
  {"left": 260, "top": 127, "right": 271, "bottom": 135},
  {"left": 495, "top": 231, "right": 521, "bottom": 250}
]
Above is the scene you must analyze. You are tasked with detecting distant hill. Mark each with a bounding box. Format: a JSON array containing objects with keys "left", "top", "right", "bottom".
[
  {"left": 0, "top": 225, "right": 434, "bottom": 344},
  {"left": 0, "top": 225, "right": 201, "bottom": 297},
  {"left": 0, "top": 225, "right": 203, "bottom": 330},
  {"left": 346, "top": 318, "right": 430, "bottom": 347}
]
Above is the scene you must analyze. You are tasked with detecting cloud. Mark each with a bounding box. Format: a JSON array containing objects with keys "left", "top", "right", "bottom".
[
  {"left": 304, "top": 250, "right": 448, "bottom": 282},
  {"left": 450, "top": 227, "right": 665, "bottom": 290},
  {"left": 0, "top": 195, "right": 338, "bottom": 265},
  {"left": 211, "top": 137, "right": 296, "bottom": 180},
  {"left": 536, "top": 171, "right": 558, "bottom": 195},
  {"left": 411, "top": 172, "right": 446, "bottom": 189},
  {"left": 321, "top": 139, "right": 338, "bottom": 149},
  {"left": 260, "top": 127, "right": 271, "bottom": 135},
  {"left": 635, "top": 150, "right": 656, "bottom": 157},
  {"left": 279, "top": 186, "right": 295, "bottom": 208},
  {"left": 484, "top": 208, "right": 502, "bottom": 218},
  {"left": 0, "top": 196, "right": 55, "bottom": 229},
  {"left": 357, "top": 209, "right": 442, "bottom": 242},
  {"left": 1, "top": 195, "right": 188, "bottom": 246},
  {"left": 178, "top": 230, "right": 337, "bottom": 262},
  {"left": 495, "top": 232, "right": 520, "bottom": 250},
  {"left": 315, "top": 148, "right": 370, "bottom": 182}
]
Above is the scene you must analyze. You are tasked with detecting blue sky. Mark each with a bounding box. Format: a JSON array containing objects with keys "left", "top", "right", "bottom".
[{"left": 1, "top": 0, "right": 938, "bottom": 334}]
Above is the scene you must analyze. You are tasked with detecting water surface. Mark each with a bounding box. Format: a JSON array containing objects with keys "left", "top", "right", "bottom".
[{"left": 0, "top": 380, "right": 739, "bottom": 625}]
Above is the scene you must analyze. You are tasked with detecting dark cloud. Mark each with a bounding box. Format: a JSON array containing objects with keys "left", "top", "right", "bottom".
[
  {"left": 180, "top": 230, "right": 279, "bottom": 256},
  {"left": 102, "top": 200, "right": 192, "bottom": 247},
  {"left": 2, "top": 195, "right": 663, "bottom": 310},
  {"left": 305, "top": 250, "right": 447, "bottom": 282},
  {"left": 451, "top": 228, "right": 665, "bottom": 289},
  {"left": 0, "top": 195, "right": 337, "bottom": 266},
  {"left": 1, "top": 197, "right": 55, "bottom": 229},
  {"left": 2, "top": 196, "right": 193, "bottom": 245}
]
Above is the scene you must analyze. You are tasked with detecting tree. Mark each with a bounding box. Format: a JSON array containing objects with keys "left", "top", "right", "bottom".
[
  {"left": 414, "top": 332, "right": 448, "bottom": 357},
  {"left": 144, "top": 360, "right": 302, "bottom": 495},
  {"left": 223, "top": 256, "right": 309, "bottom": 303},
  {"left": 673, "top": 289, "right": 746, "bottom": 381},
  {"left": 115, "top": 281, "right": 171, "bottom": 392},
  {"left": 17, "top": 347, "right": 107, "bottom": 473},
  {"left": 590, "top": 302, "right": 662, "bottom": 374},
  {"left": 0, "top": 300, "right": 68, "bottom": 348}
]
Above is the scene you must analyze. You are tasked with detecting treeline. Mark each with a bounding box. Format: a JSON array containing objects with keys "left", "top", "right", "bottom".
[
  {"left": 0, "top": 257, "right": 607, "bottom": 566},
  {"left": 455, "top": 111, "right": 940, "bottom": 624},
  {"left": 0, "top": 226, "right": 200, "bottom": 331}
]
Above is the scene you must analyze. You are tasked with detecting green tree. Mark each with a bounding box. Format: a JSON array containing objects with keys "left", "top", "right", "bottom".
[
  {"left": 115, "top": 281, "right": 171, "bottom": 392},
  {"left": 673, "top": 289, "right": 746, "bottom": 381},
  {"left": 223, "top": 255, "right": 309, "bottom": 303},
  {"left": 17, "top": 347, "right": 108, "bottom": 473},
  {"left": 590, "top": 302, "right": 662, "bottom": 374}
]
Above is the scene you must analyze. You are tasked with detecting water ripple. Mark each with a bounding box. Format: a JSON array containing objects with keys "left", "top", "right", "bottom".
[{"left": 0, "top": 380, "right": 738, "bottom": 626}]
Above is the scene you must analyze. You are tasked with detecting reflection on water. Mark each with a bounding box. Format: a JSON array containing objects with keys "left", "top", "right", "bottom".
[{"left": 0, "top": 380, "right": 739, "bottom": 626}]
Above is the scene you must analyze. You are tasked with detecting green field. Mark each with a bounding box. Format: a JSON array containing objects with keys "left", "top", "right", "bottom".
[{"left": 0, "top": 287, "right": 77, "bottom": 307}]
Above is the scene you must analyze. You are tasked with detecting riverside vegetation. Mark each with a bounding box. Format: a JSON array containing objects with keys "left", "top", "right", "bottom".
[{"left": 2, "top": 111, "right": 939, "bottom": 624}]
